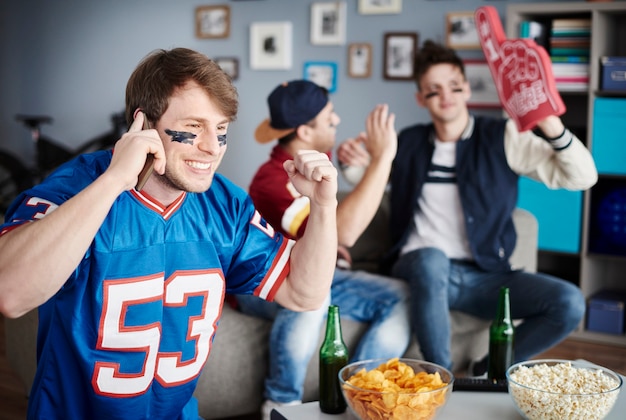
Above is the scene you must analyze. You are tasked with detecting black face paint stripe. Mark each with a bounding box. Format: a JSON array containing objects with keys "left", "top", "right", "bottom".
[
  {"left": 218, "top": 134, "right": 227, "bottom": 146},
  {"left": 165, "top": 129, "right": 197, "bottom": 145},
  {"left": 424, "top": 88, "right": 464, "bottom": 99}
]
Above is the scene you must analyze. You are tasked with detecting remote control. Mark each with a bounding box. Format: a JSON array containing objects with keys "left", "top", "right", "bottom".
[{"left": 452, "top": 377, "right": 509, "bottom": 392}]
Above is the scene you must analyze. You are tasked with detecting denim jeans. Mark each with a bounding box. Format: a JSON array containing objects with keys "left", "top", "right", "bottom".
[
  {"left": 235, "top": 268, "right": 411, "bottom": 403},
  {"left": 391, "top": 247, "right": 585, "bottom": 371}
]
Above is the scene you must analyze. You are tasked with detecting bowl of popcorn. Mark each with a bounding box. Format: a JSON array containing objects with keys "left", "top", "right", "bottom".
[
  {"left": 506, "top": 359, "right": 623, "bottom": 420},
  {"left": 339, "top": 358, "right": 454, "bottom": 420}
]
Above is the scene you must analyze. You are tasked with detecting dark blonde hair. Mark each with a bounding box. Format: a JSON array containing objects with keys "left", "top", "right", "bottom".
[
  {"left": 413, "top": 40, "right": 466, "bottom": 91},
  {"left": 125, "top": 48, "right": 238, "bottom": 126}
]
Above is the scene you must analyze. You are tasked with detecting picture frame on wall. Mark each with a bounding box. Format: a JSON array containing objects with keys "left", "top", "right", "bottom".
[
  {"left": 214, "top": 57, "right": 239, "bottom": 80},
  {"left": 464, "top": 60, "right": 501, "bottom": 108},
  {"left": 446, "top": 12, "right": 480, "bottom": 50},
  {"left": 348, "top": 43, "right": 372, "bottom": 78},
  {"left": 195, "top": 5, "right": 230, "bottom": 39},
  {"left": 383, "top": 32, "right": 418, "bottom": 81},
  {"left": 250, "top": 22, "right": 292, "bottom": 70},
  {"left": 310, "top": 2, "right": 346, "bottom": 46},
  {"left": 303, "top": 61, "right": 338, "bottom": 93},
  {"left": 358, "top": 0, "right": 402, "bottom": 15}
]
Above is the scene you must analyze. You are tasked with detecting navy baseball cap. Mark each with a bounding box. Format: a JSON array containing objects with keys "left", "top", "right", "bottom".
[{"left": 255, "top": 80, "right": 329, "bottom": 144}]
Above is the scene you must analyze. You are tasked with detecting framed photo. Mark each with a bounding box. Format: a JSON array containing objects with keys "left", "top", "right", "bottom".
[
  {"left": 348, "top": 43, "right": 372, "bottom": 78},
  {"left": 250, "top": 22, "right": 292, "bottom": 70},
  {"left": 464, "top": 60, "right": 501, "bottom": 108},
  {"left": 195, "top": 5, "right": 230, "bottom": 39},
  {"left": 383, "top": 32, "right": 418, "bottom": 81},
  {"left": 310, "top": 2, "right": 346, "bottom": 46},
  {"left": 358, "top": 0, "right": 402, "bottom": 15},
  {"left": 446, "top": 12, "right": 480, "bottom": 50},
  {"left": 214, "top": 57, "right": 239, "bottom": 80},
  {"left": 303, "top": 61, "right": 338, "bottom": 93}
]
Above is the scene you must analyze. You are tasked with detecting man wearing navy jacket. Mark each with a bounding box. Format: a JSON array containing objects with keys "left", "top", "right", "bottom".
[{"left": 387, "top": 40, "right": 597, "bottom": 375}]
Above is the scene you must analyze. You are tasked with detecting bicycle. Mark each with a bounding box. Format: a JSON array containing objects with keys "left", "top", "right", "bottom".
[{"left": 0, "top": 111, "right": 127, "bottom": 217}]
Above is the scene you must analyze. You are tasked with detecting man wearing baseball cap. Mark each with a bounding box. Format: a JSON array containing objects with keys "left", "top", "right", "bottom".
[{"left": 235, "top": 79, "right": 411, "bottom": 419}]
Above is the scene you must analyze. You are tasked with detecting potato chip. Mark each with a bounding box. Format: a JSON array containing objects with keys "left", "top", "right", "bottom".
[{"left": 342, "top": 358, "right": 452, "bottom": 420}]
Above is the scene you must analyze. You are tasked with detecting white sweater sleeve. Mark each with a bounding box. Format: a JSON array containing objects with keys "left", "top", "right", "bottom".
[{"left": 504, "top": 119, "right": 598, "bottom": 190}]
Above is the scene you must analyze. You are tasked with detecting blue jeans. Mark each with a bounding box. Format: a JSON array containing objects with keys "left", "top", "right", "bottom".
[
  {"left": 391, "top": 247, "right": 585, "bottom": 371},
  {"left": 235, "top": 268, "right": 411, "bottom": 403}
]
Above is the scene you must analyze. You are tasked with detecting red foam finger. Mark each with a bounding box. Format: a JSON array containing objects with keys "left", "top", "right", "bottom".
[{"left": 475, "top": 6, "right": 566, "bottom": 132}]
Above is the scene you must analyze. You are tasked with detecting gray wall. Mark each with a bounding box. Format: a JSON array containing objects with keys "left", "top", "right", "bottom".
[{"left": 0, "top": 0, "right": 580, "bottom": 191}]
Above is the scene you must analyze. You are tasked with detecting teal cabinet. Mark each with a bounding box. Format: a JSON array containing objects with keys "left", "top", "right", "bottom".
[
  {"left": 517, "top": 177, "right": 583, "bottom": 253},
  {"left": 592, "top": 97, "right": 626, "bottom": 176}
]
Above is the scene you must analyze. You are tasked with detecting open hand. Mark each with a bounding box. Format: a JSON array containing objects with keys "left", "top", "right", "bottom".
[
  {"left": 363, "top": 104, "right": 397, "bottom": 162},
  {"left": 337, "top": 136, "right": 370, "bottom": 168}
]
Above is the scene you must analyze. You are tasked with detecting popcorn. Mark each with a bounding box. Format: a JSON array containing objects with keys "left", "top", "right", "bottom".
[{"left": 508, "top": 361, "right": 622, "bottom": 420}]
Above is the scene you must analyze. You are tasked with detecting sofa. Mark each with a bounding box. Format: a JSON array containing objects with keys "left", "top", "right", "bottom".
[{"left": 4, "top": 194, "right": 538, "bottom": 419}]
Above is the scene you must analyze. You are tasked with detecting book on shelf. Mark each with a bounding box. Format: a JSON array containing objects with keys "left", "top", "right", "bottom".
[
  {"left": 516, "top": 18, "right": 593, "bottom": 94},
  {"left": 550, "top": 18, "right": 591, "bottom": 50},
  {"left": 551, "top": 28, "right": 591, "bottom": 37},
  {"left": 551, "top": 18, "right": 591, "bottom": 28},
  {"left": 551, "top": 55, "right": 589, "bottom": 63},
  {"left": 544, "top": 17, "right": 591, "bottom": 61},
  {"left": 549, "top": 37, "right": 590, "bottom": 49},
  {"left": 555, "top": 82, "right": 588, "bottom": 92},
  {"left": 551, "top": 47, "right": 590, "bottom": 57},
  {"left": 552, "top": 62, "right": 590, "bottom": 76},
  {"left": 555, "top": 76, "right": 589, "bottom": 84},
  {"left": 555, "top": 72, "right": 589, "bottom": 91}
]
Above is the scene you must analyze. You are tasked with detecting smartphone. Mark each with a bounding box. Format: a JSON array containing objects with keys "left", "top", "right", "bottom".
[{"left": 135, "top": 119, "right": 154, "bottom": 190}]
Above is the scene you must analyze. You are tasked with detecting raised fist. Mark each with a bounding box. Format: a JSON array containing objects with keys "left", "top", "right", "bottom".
[{"left": 474, "top": 6, "right": 565, "bottom": 132}]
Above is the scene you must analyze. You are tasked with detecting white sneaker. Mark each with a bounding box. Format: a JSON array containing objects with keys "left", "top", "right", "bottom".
[{"left": 261, "top": 399, "right": 302, "bottom": 420}]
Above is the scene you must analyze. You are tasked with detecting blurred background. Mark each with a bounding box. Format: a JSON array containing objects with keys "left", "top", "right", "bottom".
[{"left": 0, "top": 0, "right": 575, "bottom": 191}]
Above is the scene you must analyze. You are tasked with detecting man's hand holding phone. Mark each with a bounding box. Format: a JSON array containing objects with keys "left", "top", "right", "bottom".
[{"left": 108, "top": 111, "right": 165, "bottom": 191}]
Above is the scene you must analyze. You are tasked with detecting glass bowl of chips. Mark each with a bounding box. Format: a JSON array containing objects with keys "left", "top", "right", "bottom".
[
  {"left": 506, "top": 359, "right": 623, "bottom": 420},
  {"left": 339, "top": 358, "right": 454, "bottom": 420}
]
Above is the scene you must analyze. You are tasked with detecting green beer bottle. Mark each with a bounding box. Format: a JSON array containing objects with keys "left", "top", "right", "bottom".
[
  {"left": 487, "top": 287, "right": 514, "bottom": 381},
  {"left": 319, "top": 305, "right": 348, "bottom": 414}
]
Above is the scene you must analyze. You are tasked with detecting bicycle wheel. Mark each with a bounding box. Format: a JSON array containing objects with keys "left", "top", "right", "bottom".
[{"left": 0, "top": 151, "right": 34, "bottom": 219}]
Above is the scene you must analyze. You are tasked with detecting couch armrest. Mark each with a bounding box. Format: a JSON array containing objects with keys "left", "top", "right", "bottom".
[{"left": 510, "top": 208, "right": 538, "bottom": 273}]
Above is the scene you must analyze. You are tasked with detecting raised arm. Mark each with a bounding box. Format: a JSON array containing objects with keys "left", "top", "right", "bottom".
[
  {"left": 0, "top": 112, "right": 166, "bottom": 318},
  {"left": 505, "top": 115, "right": 598, "bottom": 190},
  {"left": 273, "top": 150, "right": 338, "bottom": 312},
  {"left": 335, "top": 104, "right": 396, "bottom": 247}
]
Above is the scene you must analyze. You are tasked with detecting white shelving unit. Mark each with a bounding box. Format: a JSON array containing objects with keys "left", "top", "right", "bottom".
[{"left": 507, "top": 1, "right": 626, "bottom": 347}]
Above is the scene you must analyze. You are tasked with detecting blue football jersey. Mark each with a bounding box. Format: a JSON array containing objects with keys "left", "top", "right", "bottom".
[{"left": 1, "top": 151, "right": 294, "bottom": 420}]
